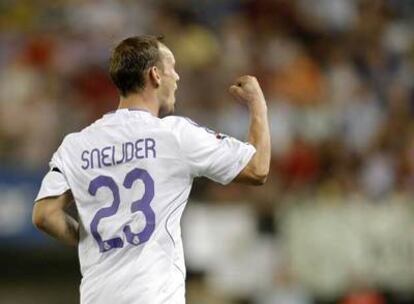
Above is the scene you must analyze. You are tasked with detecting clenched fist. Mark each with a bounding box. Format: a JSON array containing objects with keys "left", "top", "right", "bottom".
[{"left": 229, "top": 75, "right": 266, "bottom": 108}]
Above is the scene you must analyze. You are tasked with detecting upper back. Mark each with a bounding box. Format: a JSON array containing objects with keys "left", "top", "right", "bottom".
[{"left": 56, "top": 109, "right": 192, "bottom": 275}]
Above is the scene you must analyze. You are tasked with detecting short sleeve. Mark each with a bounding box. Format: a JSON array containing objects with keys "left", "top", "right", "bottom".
[
  {"left": 35, "top": 144, "right": 70, "bottom": 202},
  {"left": 173, "top": 118, "right": 256, "bottom": 185}
]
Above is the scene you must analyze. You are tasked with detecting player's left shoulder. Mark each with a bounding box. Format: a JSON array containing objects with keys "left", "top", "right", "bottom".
[
  {"left": 163, "top": 115, "right": 229, "bottom": 141},
  {"left": 161, "top": 115, "right": 188, "bottom": 127},
  {"left": 162, "top": 115, "right": 210, "bottom": 131},
  {"left": 159, "top": 115, "right": 192, "bottom": 135}
]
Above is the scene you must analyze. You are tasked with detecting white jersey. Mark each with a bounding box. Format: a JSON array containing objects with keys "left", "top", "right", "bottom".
[{"left": 35, "top": 108, "right": 255, "bottom": 304}]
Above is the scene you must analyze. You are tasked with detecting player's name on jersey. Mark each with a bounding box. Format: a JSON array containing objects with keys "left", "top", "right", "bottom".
[{"left": 81, "top": 138, "right": 156, "bottom": 170}]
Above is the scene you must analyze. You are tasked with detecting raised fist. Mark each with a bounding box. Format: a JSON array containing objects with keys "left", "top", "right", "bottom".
[{"left": 229, "top": 75, "right": 266, "bottom": 107}]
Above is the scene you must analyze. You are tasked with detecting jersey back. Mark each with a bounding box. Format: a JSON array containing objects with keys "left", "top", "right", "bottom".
[{"left": 35, "top": 109, "right": 255, "bottom": 304}]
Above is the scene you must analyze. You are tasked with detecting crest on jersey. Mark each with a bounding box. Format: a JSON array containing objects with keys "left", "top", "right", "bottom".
[
  {"left": 202, "top": 126, "right": 228, "bottom": 140},
  {"left": 215, "top": 132, "right": 227, "bottom": 140},
  {"left": 183, "top": 117, "right": 228, "bottom": 140}
]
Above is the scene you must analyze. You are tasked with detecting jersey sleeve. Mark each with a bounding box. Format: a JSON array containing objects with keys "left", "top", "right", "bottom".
[
  {"left": 174, "top": 117, "right": 256, "bottom": 185},
  {"left": 35, "top": 143, "right": 70, "bottom": 202}
]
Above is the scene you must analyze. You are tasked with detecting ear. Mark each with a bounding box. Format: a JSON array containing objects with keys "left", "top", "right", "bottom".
[{"left": 148, "top": 66, "right": 161, "bottom": 88}]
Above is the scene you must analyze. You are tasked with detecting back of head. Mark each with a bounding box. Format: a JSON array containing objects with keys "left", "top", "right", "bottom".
[{"left": 109, "top": 35, "right": 163, "bottom": 97}]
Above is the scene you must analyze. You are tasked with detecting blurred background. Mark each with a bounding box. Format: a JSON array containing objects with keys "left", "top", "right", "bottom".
[{"left": 1, "top": 0, "right": 414, "bottom": 303}]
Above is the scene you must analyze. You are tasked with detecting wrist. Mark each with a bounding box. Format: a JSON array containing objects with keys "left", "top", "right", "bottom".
[{"left": 248, "top": 98, "right": 267, "bottom": 113}]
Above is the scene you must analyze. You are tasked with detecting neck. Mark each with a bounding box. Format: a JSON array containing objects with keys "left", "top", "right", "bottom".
[{"left": 118, "top": 90, "right": 159, "bottom": 117}]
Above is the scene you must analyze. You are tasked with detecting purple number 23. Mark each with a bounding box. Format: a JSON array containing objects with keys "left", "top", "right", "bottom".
[{"left": 88, "top": 168, "right": 155, "bottom": 253}]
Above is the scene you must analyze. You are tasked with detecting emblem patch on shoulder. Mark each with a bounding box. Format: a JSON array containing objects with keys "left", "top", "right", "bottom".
[{"left": 216, "top": 133, "right": 227, "bottom": 140}]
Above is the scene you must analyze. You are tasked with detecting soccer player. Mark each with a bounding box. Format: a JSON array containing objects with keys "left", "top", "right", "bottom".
[{"left": 32, "top": 35, "right": 270, "bottom": 304}]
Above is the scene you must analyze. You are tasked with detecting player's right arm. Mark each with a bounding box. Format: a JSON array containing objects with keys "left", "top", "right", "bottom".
[
  {"left": 230, "top": 76, "right": 270, "bottom": 185},
  {"left": 32, "top": 191, "right": 79, "bottom": 247},
  {"left": 32, "top": 135, "right": 79, "bottom": 247}
]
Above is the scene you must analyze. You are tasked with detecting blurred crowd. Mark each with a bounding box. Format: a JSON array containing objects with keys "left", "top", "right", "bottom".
[{"left": 1, "top": 0, "right": 414, "bottom": 303}]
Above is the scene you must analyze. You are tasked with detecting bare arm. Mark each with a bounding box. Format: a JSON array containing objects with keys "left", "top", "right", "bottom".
[
  {"left": 230, "top": 76, "right": 271, "bottom": 185},
  {"left": 32, "top": 191, "right": 79, "bottom": 246}
]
